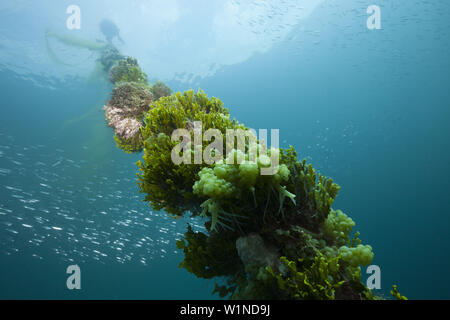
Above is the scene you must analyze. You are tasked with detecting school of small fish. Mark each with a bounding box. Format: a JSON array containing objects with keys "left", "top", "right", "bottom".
[{"left": 0, "top": 131, "right": 206, "bottom": 266}]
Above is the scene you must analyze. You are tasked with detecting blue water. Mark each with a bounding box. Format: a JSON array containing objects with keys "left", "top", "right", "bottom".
[{"left": 1, "top": 0, "right": 449, "bottom": 299}]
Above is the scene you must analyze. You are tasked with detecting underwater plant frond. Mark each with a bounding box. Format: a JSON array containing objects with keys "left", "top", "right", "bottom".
[
  {"left": 391, "top": 285, "right": 408, "bottom": 300},
  {"left": 150, "top": 80, "right": 172, "bottom": 101},
  {"left": 266, "top": 254, "right": 345, "bottom": 300},
  {"left": 97, "top": 51, "right": 403, "bottom": 300},
  {"left": 109, "top": 57, "right": 148, "bottom": 85}
]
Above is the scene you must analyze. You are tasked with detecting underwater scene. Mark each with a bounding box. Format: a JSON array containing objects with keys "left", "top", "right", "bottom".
[{"left": 0, "top": 0, "right": 449, "bottom": 301}]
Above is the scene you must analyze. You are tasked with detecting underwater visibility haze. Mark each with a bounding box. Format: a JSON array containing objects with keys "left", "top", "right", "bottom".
[{"left": 0, "top": 0, "right": 449, "bottom": 300}]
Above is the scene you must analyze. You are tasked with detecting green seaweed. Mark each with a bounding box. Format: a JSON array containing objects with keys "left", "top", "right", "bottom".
[
  {"left": 176, "top": 225, "right": 242, "bottom": 279},
  {"left": 113, "top": 134, "right": 143, "bottom": 154},
  {"left": 97, "top": 52, "right": 403, "bottom": 300},
  {"left": 99, "top": 45, "right": 124, "bottom": 72},
  {"left": 150, "top": 80, "right": 172, "bottom": 101},
  {"left": 137, "top": 89, "right": 243, "bottom": 216},
  {"left": 108, "top": 82, "right": 153, "bottom": 115},
  {"left": 136, "top": 98, "right": 381, "bottom": 298},
  {"left": 266, "top": 254, "right": 344, "bottom": 300},
  {"left": 109, "top": 57, "right": 148, "bottom": 85},
  {"left": 391, "top": 285, "right": 408, "bottom": 300}
]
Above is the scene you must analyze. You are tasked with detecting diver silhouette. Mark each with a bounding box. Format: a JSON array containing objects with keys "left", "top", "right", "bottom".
[{"left": 100, "top": 19, "right": 125, "bottom": 45}]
